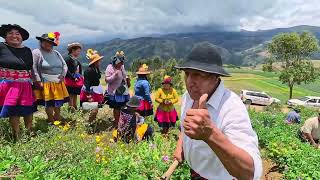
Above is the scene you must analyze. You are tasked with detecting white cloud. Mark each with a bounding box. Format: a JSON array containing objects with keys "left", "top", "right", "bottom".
[
  {"left": 240, "top": 0, "right": 320, "bottom": 31},
  {"left": 0, "top": 0, "right": 319, "bottom": 41}
]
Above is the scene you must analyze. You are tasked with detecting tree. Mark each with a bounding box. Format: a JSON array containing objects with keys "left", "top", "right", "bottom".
[
  {"left": 149, "top": 58, "right": 184, "bottom": 94},
  {"left": 262, "top": 57, "right": 274, "bottom": 72},
  {"left": 268, "top": 32, "right": 319, "bottom": 99}
]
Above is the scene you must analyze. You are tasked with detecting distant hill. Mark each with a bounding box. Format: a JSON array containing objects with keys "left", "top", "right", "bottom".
[{"left": 57, "top": 25, "right": 320, "bottom": 67}]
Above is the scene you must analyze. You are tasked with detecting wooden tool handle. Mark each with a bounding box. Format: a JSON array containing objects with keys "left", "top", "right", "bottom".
[{"left": 161, "top": 160, "right": 179, "bottom": 180}]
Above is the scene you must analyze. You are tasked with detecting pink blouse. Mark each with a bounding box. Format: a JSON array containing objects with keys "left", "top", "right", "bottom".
[{"left": 105, "top": 64, "right": 127, "bottom": 95}]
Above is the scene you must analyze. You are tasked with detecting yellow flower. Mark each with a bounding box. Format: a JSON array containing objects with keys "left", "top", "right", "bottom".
[
  {"left": 164, "top": 75, "right": 171, "bottom": 80},
  {"left": 102, "top": 157, "right": 108, "bottom": 164},
  {"left": 142, "top": 64, "right": 148, "bottom": 69},
  {"left": 97, "top": 142, "right": 104, "bottom": 147},
  {"left": 53, "top": 121, "right": 61, "bottom": 126},
  {"left": 95, "top": 136, "right": 101, "bottom": 143},
  {"left": 62, "top": 125, "right": 69, "bottom": 132},
  {"left": 112, "top": 130, "right": 118, "bottom": 138},
  {"left": 80, "top": 133, "right": 86, "bottom": 138},
  {"left": 48, "top": 32, "right": 55, "bottom": 39},
  {"left": 96, "top": 154, "right": 100, "bottom": 158}
]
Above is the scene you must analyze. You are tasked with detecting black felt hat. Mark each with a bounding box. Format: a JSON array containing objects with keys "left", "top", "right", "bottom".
[
  {"left": 0, "top": 24, "right": 29, "bottom": 41},
  {"left": 36, "top": 33, "right": 57, "bottom": 46},
  {"left": 126, "top": 96, "right": 141, "bottom": 108},
  {"left": 175, "top": 42, "right": 230, "bottom": 77}
]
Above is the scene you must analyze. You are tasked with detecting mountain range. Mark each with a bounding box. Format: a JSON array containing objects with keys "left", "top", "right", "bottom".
[{"left": 31, "top": 25, "right": 320, "bottom": 67}]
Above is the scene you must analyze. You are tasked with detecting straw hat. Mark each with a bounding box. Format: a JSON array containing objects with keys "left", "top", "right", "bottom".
[
  {"left": 136, "top": 64, "right": 151, "bottom": 75},
  {"left": 67, "top": 42, "right": 82, "bottom": 51},
  {"left": 86, "top": 49, "right": 104, "bottom": 65}
]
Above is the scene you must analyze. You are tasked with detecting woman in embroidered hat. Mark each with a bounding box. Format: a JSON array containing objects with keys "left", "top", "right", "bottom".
[
  {"left": 32, "top": 32, "right": 69, "bottom": 125},
  {"left": 105, "top": 51, "right": 130, "bottom": 128},
  {"left": 155, "top": 75, "right": 179, "bottom": 135},
  {"left": 64, "top": 42, "right": 84, "bottom": 112},
  {"left": 134, "top": 64, "right": 153, "bottom": 117},
  {"left": 0, "top": 24, "right": 36, "bottom": 140},
  {"left": 80, "top": 49, "right": 104, "bottom": 124}
]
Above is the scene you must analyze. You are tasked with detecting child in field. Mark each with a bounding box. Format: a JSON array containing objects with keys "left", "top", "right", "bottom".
[
  {"left": 113, "top": 96, "right": 153, "bottom": 143},
  {"left": 155, "top": 75, "right": 179, "bottom": 134}
]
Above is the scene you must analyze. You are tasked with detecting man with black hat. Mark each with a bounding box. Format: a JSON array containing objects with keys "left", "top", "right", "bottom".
[{"left": 173, "top": 42, "right": 262, "bottom": 179}]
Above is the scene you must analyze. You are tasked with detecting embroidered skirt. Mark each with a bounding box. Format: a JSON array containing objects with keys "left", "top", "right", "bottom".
[
  {"left": 34, "top": 81, "right": 69, "bottom": 107},
  {"left": 0, "top": 68, "right": 37, "bottom": 117},
  {"left": 0, "top": 80, "right": 37, "bottom": 118}
]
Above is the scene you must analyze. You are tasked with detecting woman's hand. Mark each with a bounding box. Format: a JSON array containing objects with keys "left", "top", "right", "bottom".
[
  {"left": 87, "top": 95, "right": 93, "bottom": 102},
  {"left": 58, "top": 75, "right": 64, "bottom": 82},
  {"left": 164, "top": 100, "right": 172, "bottom": 105},
  {"left": 34, "top": 81, "right": 43, "bottom": 90}
]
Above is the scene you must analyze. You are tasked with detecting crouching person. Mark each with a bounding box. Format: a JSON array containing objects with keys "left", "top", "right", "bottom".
[
  {"left": 113, "top": 96, "right": 153, "bottom": 143},
  {"left": 299, "top": 113, "right": 320, "bottom": 148}
]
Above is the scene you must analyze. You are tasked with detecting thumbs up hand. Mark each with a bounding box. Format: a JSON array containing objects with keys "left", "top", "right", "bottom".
[{"left": 183, "top": 94, "right": 215, "bottom": 141}]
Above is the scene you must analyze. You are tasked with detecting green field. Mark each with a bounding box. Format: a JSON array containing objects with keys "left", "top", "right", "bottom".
[
  {"left": 2, "top": 67, "right": 320, "bottom": 179},
  {"left": 223, "top": 68, "right": 320, "bottom": 103},
  {"left": 100, "top": 68, "right": 320, "bottom": 103}
]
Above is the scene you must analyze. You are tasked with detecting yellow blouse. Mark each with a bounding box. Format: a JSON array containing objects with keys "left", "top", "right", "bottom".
[{"left": 155, "top": 88, "right": 179, "bottom": 112}]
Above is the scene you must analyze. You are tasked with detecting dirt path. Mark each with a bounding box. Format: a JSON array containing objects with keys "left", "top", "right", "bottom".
[{"left": 262, "top": 159, "right": 282, "bottom": 180}]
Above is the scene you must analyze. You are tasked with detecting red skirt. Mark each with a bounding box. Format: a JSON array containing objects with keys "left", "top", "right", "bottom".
[
  {"left": 155, "top": 108, "right": 178, "bottom": 124},
  {"left": 0, "top": 80, "right": 37, "bottom": 117},
  {"left": 80, "top": 90, "right": 104, "bottom": 104},
  {"left": 64, "top": 76, "right": 84, "bottom": 88},
  {"left": 137, "top": 100, "right": 153, "bottom": 117}
]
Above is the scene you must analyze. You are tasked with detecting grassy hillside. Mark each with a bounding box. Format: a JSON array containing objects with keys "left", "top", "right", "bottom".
[{"left": 2, "top": 68, "right": 320, "bottom": 179}]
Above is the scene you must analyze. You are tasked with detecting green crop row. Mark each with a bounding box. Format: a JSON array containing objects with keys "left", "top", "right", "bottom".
[{"left": 250, "top": 109, "right": 320, "bottom": 179}]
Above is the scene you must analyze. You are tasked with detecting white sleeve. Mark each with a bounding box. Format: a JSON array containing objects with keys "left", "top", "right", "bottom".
[
  {"left": 180, "top": 92, "right": 188, "bottom": 131},
  {"left": 221, "top": 97, "right": 263, "bottom": 180}
]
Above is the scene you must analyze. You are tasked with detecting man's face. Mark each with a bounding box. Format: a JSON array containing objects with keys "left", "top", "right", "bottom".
[{"left": 183, "top": 69, "right": 219, "bottom": 100}]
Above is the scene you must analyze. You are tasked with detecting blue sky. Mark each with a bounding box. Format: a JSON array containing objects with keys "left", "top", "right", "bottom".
[{"left": 0, "top": 0, "right": 319, "bottom": 42}]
